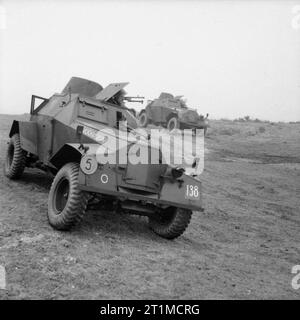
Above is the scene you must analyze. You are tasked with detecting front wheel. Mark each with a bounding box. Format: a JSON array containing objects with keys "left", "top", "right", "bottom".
[
  {"left": 167, "top": 116, "right": 179, "bottom": 131},
  {"left": 138, "top": 111, "right": 149, "bottom": 127},
  {"left": 148, "top": 207, "right": 192, "bottom": 239},
  {"left": 4, "top": 133, "right": 26, "bottom": 179},
  {"left": 48, "top": 162, "right": 89, "bottom": 230}
]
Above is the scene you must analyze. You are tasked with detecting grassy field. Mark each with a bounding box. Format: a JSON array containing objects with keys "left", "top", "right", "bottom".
[{"left": 0, "top": 114, "right": 299, "bottom": 299}]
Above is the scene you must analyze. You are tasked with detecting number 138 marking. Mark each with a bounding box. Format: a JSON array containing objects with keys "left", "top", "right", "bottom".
[{"left": 185, "top": 185, "right": 199, "bottom": 199}]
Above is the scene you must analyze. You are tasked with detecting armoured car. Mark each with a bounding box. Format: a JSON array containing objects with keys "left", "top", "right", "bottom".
[
  {"left": 138, "top": 92, "right": 209, "bottom": 134},
  {"left": 4, "top": 77, "right": 203, "bottom": 239}
]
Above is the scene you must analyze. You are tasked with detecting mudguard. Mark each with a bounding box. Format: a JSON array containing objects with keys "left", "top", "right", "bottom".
[
  {"left": 9, "top": 120, "right": 38, "bottom": 155},
  {"left": 49, "top": 143, "right": 99, "bottom": 169}
]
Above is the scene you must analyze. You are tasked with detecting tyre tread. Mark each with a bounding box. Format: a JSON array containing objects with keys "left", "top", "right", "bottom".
[
  {"left": 149, "top": 208, "right": 192, "bottom": 239},
  {"left": 4, "top": 134, "right": 26, "bottom": 179},
  {"left": 48, "top": 162, "right": 89, "bottom": 230}
]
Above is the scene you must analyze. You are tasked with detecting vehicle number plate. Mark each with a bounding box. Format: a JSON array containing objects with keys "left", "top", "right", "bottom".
[{"left": 185, "top": 184, "right": 200, "bottom": 200}]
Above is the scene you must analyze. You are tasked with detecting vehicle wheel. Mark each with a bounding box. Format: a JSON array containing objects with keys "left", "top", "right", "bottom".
[
  {"left": 148, "top": 207, "right": 192, "bottom": 239},
  {"left": 129, "top": 108, "right": 136, "bottom": 117},
  {"left": 167, "top": 116, "right": 179, "bottom": 131},
  {"left": 4, "top": 133, "right": 26, "bottom": 179},
  {"left": 48, "top": 162, "right": 89, "bottom": 230},
  {"left": 139, "top": 111, "right": 148, "bottom": 127}
]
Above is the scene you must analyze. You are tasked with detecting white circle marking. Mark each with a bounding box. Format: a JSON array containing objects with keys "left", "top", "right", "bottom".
[{"left": 100, "top": 174, "right": 109, "bottom": 184}]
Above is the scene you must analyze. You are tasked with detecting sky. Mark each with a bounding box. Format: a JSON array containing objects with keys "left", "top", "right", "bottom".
[{"left": 0, "top": 0, "right": 299, "bottom": 121}]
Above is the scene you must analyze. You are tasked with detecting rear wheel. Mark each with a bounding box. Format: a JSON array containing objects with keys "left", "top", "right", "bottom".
[
  {"left": 167, "top": 116, "right": 179, "bottom": 131},
  {"left": 129, "top": 108, "right": 136, "bottom": 117},
  {"left": 4, "top": 133, "right": 26, "bottom": 179},
  {"left": 139, "top": 110, "right": 149, "bottom": 127},
  {"left": 48, "top": 162, "right": 89, "bottom": 230},
  {"left": 148, "top": 207, "right": 192, "bottom": 239}
]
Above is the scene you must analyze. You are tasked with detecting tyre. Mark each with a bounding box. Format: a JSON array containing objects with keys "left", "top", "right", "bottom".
[
  {"left": 148, "top": 207, "right": 192, "bottom": 239},
  {"left": 129, "top": 108, "right": 136, "bottom": 117},
  {"left": 4, "top": 133, "right": 26, "bottom": 179},
  {"left": 167, "top": 116, "right": 179, "bottom": 131},
  {"left": 48, "top": 162, "right": 89, "bottom": 230},
  {"left": 139, "top": 110, "right": 148, "bottom": 127}
]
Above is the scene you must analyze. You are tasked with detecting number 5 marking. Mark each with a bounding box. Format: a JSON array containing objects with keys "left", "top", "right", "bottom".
[{"left": 80, "top": 155, "right": 98, "bottom": 175}]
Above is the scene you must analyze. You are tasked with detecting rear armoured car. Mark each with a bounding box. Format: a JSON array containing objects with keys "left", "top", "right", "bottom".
[
  {"left": 4, "top": 77, "right": 204, "bottom": 239},
  {"left": 138, "top": 92, "right": 209, "bottom": 134}
]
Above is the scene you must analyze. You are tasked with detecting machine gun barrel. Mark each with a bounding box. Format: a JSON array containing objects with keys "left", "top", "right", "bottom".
[{"left": 124, "top": 96, "right": 145, "bottom": 103}]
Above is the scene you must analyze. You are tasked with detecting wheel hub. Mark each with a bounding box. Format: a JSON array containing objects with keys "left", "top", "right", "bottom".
[{"left": 54, "top": 178, "right": 70, "bottom": 213}]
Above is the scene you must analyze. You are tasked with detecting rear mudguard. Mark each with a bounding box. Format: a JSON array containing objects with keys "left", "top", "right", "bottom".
[{"left": 9, "top": 120, "right": 38, "bottom": 155}]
